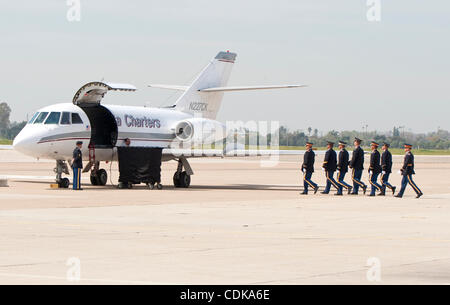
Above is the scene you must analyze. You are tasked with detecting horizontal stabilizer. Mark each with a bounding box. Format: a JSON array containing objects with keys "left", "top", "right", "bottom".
[
  {"left": 148, "top": 84, "right": 189, "bottom": 91},
  {"left": 199, "top": 85, "right": 307, "bottom": 92}
]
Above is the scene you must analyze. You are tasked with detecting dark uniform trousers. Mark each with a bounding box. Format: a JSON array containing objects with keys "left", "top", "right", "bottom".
[
  {"left": 369, "top": 150, "right": 383, "bottom": 196},
  {"left": 73, "top": 168, "right": 82, "bottom": 190},
  {"left": 352, "top": 169, "right": 366, "bottom": 193},
  {"left": 369, "top": 172, "right": 383, "bottom": 195},
  {"left": 381, "top": 173, "right": 394, "bottom": 191},
  {"left": 323, "top": 171, "right": 339, "bottom": 193},
  {"left": 303, "top": 171, "right": 318, "bottom": 193},
  {"left": 398, "top": 174, "right": 422, "bottom": 197},
  {"left": 336, "top": 170, "right": 352, "bottom": 194}
]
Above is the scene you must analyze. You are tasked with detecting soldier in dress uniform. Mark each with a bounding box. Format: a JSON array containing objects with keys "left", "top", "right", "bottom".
[
  {"left": 368, "top": 141, "right": 383, "bottom": 196},
  {"left": 321, "top": 141, "right": 340, "bottom": 195},
  {"left": 380, "top": 142, "right": 396, "bottom": 196},
  {"left": 300, "top": 142, "right": 319, "bottom": 195},
  {"left": 72, "top": 141, "right": 83, "bottom": 190},
  {"left": 349, "top": 138, "right": 367, "bottom": 195},
  {"left": 336, "top": 141, "right": 353, "bottom": 195},
  {"left": 395, "top": 144, "right": 423, "bottom": 198}
]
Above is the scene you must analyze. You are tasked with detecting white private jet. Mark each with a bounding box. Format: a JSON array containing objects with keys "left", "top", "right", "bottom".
[{"left": 13, "top": 51, "right": 305, "bottom": 188}]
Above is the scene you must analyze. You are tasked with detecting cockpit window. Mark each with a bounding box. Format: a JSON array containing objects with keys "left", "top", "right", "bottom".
[
  {"left": 71, "top": 113, "right": 83, "bottom": 124},
  {"left": 45, "top": 112, "right": 61, "bottom": 125},
  {"left": 34, "top": 112, "right": 49, "bottom": 124},
  {"left": 28, "top": 112, "right": 39, "bottom": 124},
  {"left": 60, "top": 112, "right": 71, "bottom": 125}
]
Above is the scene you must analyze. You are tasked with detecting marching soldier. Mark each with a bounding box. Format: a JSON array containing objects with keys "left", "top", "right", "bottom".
[
  {"left": 300, "top": 142, "right": 319, "bottom": 195},
  {"left": 336, "top": 141, "right": 352, "bottom": 195},
  {"left": 72, "top": 141, "right": 83, "bottom": 190},
  {"left": 380, "top": 142, "right": 396, "bottom": 195},
  {"left": 349, "top": 138, "right": 367, "bottom": 195},
  {"left": 368, "top": 141, "right": 383, "bottom": 196},
  {"left": 395, "top": 144, "right": 423, "bottom": 198},
  {"left": 321, "top": 141, "right": 340, "bottom": 195}
]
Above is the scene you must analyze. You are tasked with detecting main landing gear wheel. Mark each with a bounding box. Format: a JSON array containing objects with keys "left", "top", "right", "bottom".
[
  {"left": 90, "top": 169, "right": 108, "bottom": 186},
  {"left": 59, "top": 178, "right": 70, "bottom": 189},
  {"left": 173, "top": 171, "right": 191, "bottom": 188}
]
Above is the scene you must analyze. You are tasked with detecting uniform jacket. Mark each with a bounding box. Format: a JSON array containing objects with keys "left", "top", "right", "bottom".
[
  {"left": 72, "top": 147, "right": 83, "bottom": 169},
  {"left": 381, "top": 150, "right": 393, "bottom": 173},
  {"left": 337, "top": 149, "right": 349, "bottom": 173},
  {"left": 302, "top": 149, "right": 315, "bottom": 173},
  {"left": 369, "top": 150, "right": 382, "bottom": 174},
  {"left": 323, "top": 149, "right": 337, "bottom": 172},
  {"left": 350, "top": 146, "right": 364, "bottom": 170},
  {"left": 401, "top": 151, "right": 415, "bottom": 176}
]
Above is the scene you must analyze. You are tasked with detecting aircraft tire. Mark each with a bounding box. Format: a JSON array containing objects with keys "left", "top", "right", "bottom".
[
  {"left": 59, "top": 178, "right": 70, "bottom": 189},
  {"left": 90, "top": 175, "right": 99, "bottom": 186},
  {"left": 97, "top": 169, "right": 108, "bottom": 186},
  {"left": 179, "top": 171, "right": 191, "bottom": 188}
]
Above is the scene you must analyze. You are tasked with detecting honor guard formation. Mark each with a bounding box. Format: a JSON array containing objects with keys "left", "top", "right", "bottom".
[{"left": 301, "top": 138, "right": 423, "bottom": 198}]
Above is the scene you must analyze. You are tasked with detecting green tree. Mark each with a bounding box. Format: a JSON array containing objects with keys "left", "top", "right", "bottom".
[{"left": 0, "top": 102, "right": 11, "bottom": 137}]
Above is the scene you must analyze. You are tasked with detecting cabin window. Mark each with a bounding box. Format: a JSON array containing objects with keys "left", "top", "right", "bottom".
[
  {"left": 60, "top": 112, "right": 71, "bottom": 125},
  {"left": 72, "top": 113, "right": 83, "bottom": 124},
  {"left": 28, "top": 112, "right": 39, "bottom": 124},
  {"left": 45, "top": 112, "right": 61, "bottom": 125},
  {"left": 34, "top": 112, "right": 49, "bottom": 124}
]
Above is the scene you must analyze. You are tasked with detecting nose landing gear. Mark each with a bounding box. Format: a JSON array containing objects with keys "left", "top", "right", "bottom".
[{"left": 54, "top": 160, "right": 70, "bottom": 188}]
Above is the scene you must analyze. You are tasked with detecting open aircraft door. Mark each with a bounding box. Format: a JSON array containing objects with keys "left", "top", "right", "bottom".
[{"left": 73, "top": 82, "right": 136, "bottom": 149}]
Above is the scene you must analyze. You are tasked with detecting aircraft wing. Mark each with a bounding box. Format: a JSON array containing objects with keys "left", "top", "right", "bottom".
[
  {"left": 148, "top": 84, "right": 306, "bottom": 92},
  {"left": 198, "top": 85, "right": 307, "bottom": 92},
  {"left": 162, "top": 149, "right": 325, "bottom": 158},
  {"left": 148, "top": 84, "right": 189, "bottom": 91}
]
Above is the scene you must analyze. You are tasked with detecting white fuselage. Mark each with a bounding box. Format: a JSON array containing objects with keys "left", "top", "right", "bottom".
[{"left": 13, "top": 103, "right": 200, "bottom": 162}]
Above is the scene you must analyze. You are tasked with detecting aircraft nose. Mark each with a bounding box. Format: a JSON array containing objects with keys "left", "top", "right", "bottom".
[{"left": 13, "top": 131, "right": 33, "bottom": 154}]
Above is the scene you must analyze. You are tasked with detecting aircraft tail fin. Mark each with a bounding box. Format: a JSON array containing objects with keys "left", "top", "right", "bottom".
[{"left": 173, "top": 51, "right": 236, "bottom": 119}]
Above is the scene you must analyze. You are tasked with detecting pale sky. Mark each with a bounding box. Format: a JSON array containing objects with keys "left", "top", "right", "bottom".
[{"left": 1, "top": 0, "right": 449, "bottom": 133}]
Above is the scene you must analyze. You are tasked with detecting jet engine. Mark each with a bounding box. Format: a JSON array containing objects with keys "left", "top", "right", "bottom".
[{"left": 173, "top": 118, "right": 226, "bottom": 145}]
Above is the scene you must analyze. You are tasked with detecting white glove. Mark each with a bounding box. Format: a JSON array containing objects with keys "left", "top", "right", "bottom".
[
  {"left": 369, "top": 170, "right": 373, "bottom": 175},
  {"left": 382, "top": 171, "right": 386, "bottom": 175},
  {"left": 302, "top": 168, "right": 305, "bottom": 173},
  {"left": 397, "top": 170, "right": 402, "bottom": 175},
  {"left": 322, "top": 168, "right": 325, "bottom": 171}
]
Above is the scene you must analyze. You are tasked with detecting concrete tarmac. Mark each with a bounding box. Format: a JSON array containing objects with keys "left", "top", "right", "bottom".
[{"left": 0, "top": 149, "right": 449, "bottom": 284}]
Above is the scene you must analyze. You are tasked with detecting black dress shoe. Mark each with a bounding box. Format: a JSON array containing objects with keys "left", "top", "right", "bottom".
[
  {"left": 377, "top": 192, "right": 385, "bottom": 196},
  {"left": 347, "top": 187, "right": 353, "bottom": 195},
  {"left": 300, "top": 192, "right": 308, "bottom": 195},
  {"left": 416, "top": 193, "right": 423, "bottom": 199},
  {"left": 335, "top": 193, "right": 343, "bottom": 196},
  {"left": 349, "top": 193, "right": 358, "bottom": 195},
  {"left": 320, "top": 191, "right": 329, "bottom": 194},
  {"left": 362, "top": 185, "right": 367, "bottom": 195},
  {"left": 392, "top": 186, "right": 396, "bottom": 195},
  {"left": 314, "top": 186, "right": 319, "bottom": 194},
  {"left": 369, "top": 194, "right": 375, "bottom": 197},
  {"left": 394, "top": 194, "right": 402, "bottom": 198}
]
